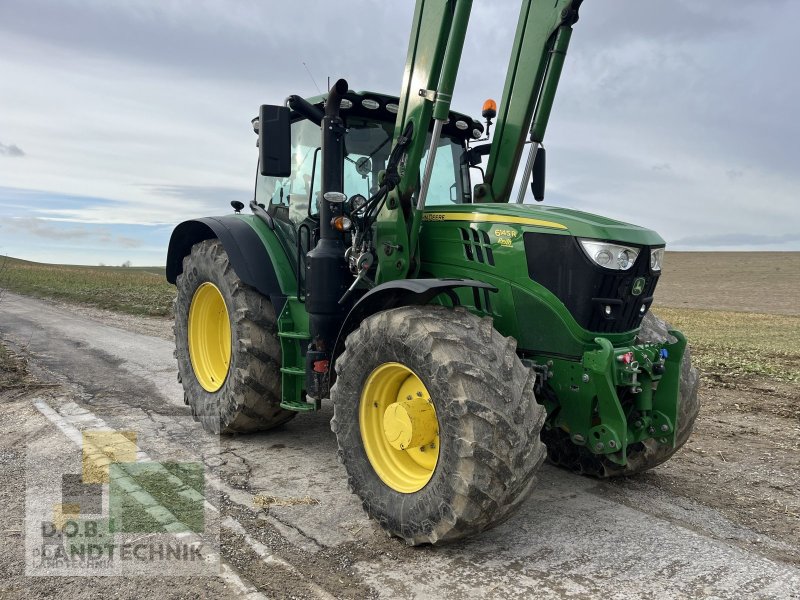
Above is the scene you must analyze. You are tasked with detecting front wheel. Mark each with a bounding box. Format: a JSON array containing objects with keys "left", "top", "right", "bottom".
[{"left": 330, "top": 305, "right": 546, "bottom": 545}]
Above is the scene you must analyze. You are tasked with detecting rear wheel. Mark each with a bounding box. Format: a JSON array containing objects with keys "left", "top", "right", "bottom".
[
  {"left": 174, "top": 239, "right": 295, "bottom": 434},
  {"left": 543, "top": 312, "right": 700, "bottom": 477},
  {"left": 330, "top": 305, "right": 546, "bottom": 545}
]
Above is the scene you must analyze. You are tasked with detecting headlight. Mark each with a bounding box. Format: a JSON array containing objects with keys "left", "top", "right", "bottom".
[
  {"left": 579, "top": 239, "right": 640, "bottom": 271},
  {"left": 650, "top": 247, "right": 665, "bottom": 271}
]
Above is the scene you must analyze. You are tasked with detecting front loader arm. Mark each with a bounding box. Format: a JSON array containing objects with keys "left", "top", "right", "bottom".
[
  {"left": 478, "top": 0, "right": 582, "bottom": 203},
  {"left": 375, "top": 0, "right": 583, "bottom": 283},
  {"left": 375, "top": 0, "right": 472, "bottom": 284}
]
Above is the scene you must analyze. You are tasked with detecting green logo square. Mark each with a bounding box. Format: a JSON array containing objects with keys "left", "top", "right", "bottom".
[{"left": 109, "top": 462, "right": 205, "bottom": 533}]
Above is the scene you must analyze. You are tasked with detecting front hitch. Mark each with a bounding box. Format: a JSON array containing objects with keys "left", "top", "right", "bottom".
[{"left": 542, "top": 330, "right": 688, "bottom": 466}]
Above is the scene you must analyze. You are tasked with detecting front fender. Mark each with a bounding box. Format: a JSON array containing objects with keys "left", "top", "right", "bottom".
[{"left": 332, "top": 278, "right": 497, "bottom": 365}]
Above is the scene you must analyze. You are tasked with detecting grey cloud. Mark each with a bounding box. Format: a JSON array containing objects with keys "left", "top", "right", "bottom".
[
  {"left": 671, "top": 232, "right": 800, "bottom": 248},
  {"left": 576, "top": 1, "right": 756, "bottom": 42},
  {"left": 0, "top": 142, "right": 25, "bottom": 157},
  {"left": 118, "top": 237, "right": 141, "bottom": 248},
  {"left": 97, "top": 232, "right": 142, "bottom": 248},
  {"left": 0, "top": 0, "right": 410, "bottom": 91},
  {"left": 558, "top": 2, "right": 800, "bottom": 183},
  {"left": 5, "top": 217, "right": 143, "bottom": 248},
  {"left": 142, "top": 184, "right": 251, "bottom": 206}
]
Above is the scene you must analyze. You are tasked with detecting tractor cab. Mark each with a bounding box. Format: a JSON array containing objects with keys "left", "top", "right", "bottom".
[{"left": 253, "top": 90, "right": 484, "bottom": 232}]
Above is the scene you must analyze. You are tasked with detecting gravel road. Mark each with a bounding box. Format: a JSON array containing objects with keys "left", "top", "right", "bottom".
[{"left": 1, "top": 291, "right": 798, "bottom": 599}]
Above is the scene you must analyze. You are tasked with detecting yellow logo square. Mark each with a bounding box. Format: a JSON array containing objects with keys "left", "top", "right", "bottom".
[
  {"left": 82, "top": 430, "right": 137, "bottom": 484},
  {"left": 52, "top": 503, "right": 80, "bottom": 531}
]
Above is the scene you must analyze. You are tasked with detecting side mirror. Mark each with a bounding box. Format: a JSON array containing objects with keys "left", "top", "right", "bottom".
[
  {"left": 530, "top": 146, "right": 546, "bottom": 202},
  {"left": 258, "top": 105, "right": 291, "bottom": 177}
]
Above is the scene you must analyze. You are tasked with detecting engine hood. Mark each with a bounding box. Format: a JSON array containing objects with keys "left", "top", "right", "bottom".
[{"left": 422, "top": 203, "right": 665, "bottom": 247}]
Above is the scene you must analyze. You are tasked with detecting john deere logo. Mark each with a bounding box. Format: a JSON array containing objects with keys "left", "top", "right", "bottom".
[{"left": 631, "top": 277, "right": 646, "bottom": 296}]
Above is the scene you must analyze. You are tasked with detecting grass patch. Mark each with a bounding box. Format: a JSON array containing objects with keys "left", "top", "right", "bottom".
[
  {"left": 654, "top": 307, "right": 800, "bottom": 382},
  {"left": 110, "top": 462, "right": 205, "bottom": 533},
  {"left": 0, "top": 256, "right": 174, "bottom": 317}
]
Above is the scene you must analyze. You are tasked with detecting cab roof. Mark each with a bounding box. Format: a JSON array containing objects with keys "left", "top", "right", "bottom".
[{"left": 292, "top": 89, "right": 484, "bottom": 142}]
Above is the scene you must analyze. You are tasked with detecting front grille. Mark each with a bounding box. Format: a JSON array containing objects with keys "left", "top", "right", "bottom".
[{"left": 523, "top": 232, "right": 660, "bottom": 333}]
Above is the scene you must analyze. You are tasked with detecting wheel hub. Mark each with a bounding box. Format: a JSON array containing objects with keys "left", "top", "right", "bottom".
[{"left": 382, "top": 396, "right": 437, "bottom": 451}]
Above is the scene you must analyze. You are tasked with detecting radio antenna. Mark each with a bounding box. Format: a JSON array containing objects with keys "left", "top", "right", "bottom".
[{"left": 302, "top": 62, "right": 322, "bottom": 94}]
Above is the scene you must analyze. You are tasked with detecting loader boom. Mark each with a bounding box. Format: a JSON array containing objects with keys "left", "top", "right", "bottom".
[
  {"left": 375, "top": 0, "right": 472, "bottom": 283},
  {"left": 376, "top": 0, "right": 582, "bottom": 283},
  {"left": 480, "top": 0, "right": 582, "bottom": 203}
]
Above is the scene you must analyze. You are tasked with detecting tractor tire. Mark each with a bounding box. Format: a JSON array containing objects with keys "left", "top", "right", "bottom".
[
  {"left": 543, "top": 311, "right": 700, "bottom": 477},
  {"left": 330, "top": 305, "right": 546, "bottom": 545},
  {"left": 174, "top": 239, "right": 295, "bottom": 434}
]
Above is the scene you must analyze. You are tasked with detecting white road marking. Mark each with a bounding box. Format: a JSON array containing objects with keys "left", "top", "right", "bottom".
[{"left": 221, "top": 517, "right": 338, "bottom": 600}]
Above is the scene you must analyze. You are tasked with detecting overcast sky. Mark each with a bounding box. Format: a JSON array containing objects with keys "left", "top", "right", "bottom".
[{"left": 1, "top": 0, "right": 798, "bottom": 266}]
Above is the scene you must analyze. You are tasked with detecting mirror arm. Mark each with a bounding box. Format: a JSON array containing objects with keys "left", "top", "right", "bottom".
[
  {"left": 249, "top": 199, "right": 275, "bottom": 230},
  {"left": 286, "top": 95, "right": 324, "bottom": 126},
  {"left": 462, "top": 143, "right": 491, "bottom": 168}
]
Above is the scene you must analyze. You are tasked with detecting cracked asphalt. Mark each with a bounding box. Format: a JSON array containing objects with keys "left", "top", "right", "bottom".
[{"left": 1, "top": 291, "right": 799, "bottom": 599}]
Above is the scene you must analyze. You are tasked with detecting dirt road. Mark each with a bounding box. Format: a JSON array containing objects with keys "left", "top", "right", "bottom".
[{"left": 1, "top": 291, "right": 799, "bottom": 599}]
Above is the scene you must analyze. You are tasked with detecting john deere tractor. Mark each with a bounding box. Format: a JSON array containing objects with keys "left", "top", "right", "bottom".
[{"left": 166, "top": 0, "right": 699, "bottom": 544}]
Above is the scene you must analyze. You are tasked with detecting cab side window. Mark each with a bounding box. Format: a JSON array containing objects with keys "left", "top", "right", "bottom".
[
  {"left": 418, "top": 138, "right": 467, "bottom": 206},
  {"left": 255, "top": 119, "right": 320, "bottom": 227}
]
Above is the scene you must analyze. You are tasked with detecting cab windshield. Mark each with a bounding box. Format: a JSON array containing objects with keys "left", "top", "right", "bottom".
[{"left": 255, "top": 117, "right": 469, "bottom": 228}]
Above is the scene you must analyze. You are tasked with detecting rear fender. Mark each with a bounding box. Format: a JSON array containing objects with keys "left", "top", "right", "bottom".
[{"left": 166, "top": 215, "right": 295, "bottom": 314}]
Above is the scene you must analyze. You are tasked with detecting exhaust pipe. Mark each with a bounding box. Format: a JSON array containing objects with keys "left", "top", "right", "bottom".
[{"left": 305, "top": 78, "right": 351, "bottom": 403}]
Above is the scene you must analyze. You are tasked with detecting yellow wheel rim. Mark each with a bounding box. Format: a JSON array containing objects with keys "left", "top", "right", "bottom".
[
  {"left": 188, "top": 282, "right": 232, "bottom": 392},
  {"left": 359, "top": 363, "right": 439, "bottom": 493}
]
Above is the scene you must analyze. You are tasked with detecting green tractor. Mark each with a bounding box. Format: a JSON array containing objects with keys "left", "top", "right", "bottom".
[{"left": 166, "top": 0, "right": 699, "bottom": 544}]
